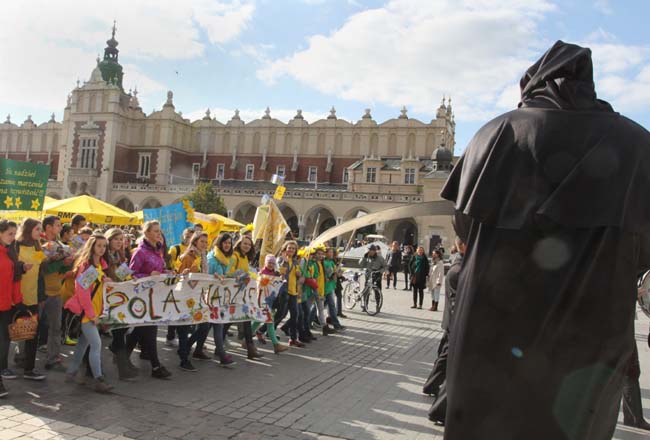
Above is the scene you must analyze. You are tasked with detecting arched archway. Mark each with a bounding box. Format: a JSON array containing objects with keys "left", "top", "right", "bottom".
[
  {"left": 303, "top": 204, "right": 336, "bottom": 241},
  {"left": 232, "top": 202, "right": 257, "bottom": 225},
  {"left": 114, "top": 197, "right": 135, "bottom": 213},
  {"left": 141, "top": 198, "right": 162, "bottom": 210},
  {"left": 278, "top": 203, "right": 299, "bottom": 237},
  {"left": 385, "top": 218, "right": 418, "bottom": 247}
]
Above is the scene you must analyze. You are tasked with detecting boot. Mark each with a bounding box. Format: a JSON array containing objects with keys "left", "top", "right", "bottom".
[
  {"left": 273, "top": 343, "right": 289, "bottom": 354},
  {"left": 623, "top": 380, "right": 650, "bottom": 430},
  {"left": 246, "top": 342, "right": 264, "bottom": 360},
  {"left": 428, "top": 301, "right": 436, "bottom": 311},
  {"left": 116, "top": 351, "right": 138, "bottom": 381},
  {"left": 433, "top": 301, "right": 438, "bottom": 312},
  {"left": 322, "top": 325, "right": 336, "bottom": 336},
  {"left": 93, "top": 376, "right": 113, "bottom": 394}
]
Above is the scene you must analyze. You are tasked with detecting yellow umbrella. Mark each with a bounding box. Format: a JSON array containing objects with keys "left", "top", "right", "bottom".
[
  {"left": 44, "top": 195, "right": 139, "bottom": 226},
  {"left": 206, "top": 213, "right": 243, "bottom": 232},
  {"left": 131, "top": 210, "right": 144, "bottom": 224}
]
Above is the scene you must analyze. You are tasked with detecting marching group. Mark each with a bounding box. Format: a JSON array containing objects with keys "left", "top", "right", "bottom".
[{"left": 0, "top": 214, "right": 354, "bottom": 396}]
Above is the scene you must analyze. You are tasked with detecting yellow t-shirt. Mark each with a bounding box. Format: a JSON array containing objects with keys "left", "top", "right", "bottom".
[
  {"left": 169, "top": 243, "right": 188, "bottom": 271},
  {"left": 19, "top": 245, "right": 46, "bottom": 306}
]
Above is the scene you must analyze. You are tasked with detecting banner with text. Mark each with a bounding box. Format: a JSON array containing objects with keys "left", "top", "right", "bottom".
[
  {"left": 143, "top": 202, "right": 190, "bottom": 248},
  {"left": 0, "top": 158, "right": 50, "bottom": 212},
  {"left": 101, "top": 273, "right": 283, "bottom": 327}
]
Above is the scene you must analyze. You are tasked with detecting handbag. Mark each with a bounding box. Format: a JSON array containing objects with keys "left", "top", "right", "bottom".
[{"left": 9, "top": 310, "right": 38, "bottom": 342}]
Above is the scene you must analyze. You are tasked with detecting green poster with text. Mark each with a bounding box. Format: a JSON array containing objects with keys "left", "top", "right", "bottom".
[{"left": 0, "top": 159, "right": 50, "bottom": 211}]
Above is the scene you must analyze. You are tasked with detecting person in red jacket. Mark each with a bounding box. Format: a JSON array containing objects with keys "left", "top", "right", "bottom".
[{"left": 0, "top": 219, "right": 29, "bottom": 398}]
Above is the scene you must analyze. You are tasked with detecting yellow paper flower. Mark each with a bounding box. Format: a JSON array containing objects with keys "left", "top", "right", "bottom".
[
  {"left": 117, "top": 312, "right": 126, "bottom": 322},
  {"left": 186, "top": 298, "right": 196, "bottom": 309},
  {"left": 193, "top": 311, "right": 203, "bottom": 321}
]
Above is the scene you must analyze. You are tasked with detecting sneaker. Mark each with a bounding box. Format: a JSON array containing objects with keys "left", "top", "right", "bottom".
[
  {"left": 289, "top": 339, "right": 305, "bottom": 348},
  {"left": 180, "top": 360, "right": 197, "bottom": 372},
  {"left": 334, "top": 325, "right": 346, "bottom": 332},
  {"left": 219, "top": 354, "right": 235, "bottom": 366},
  {"left": 64, "top": 336, "right": 78, "bottom": 346},
  {"left": 165, "top": 338, "right": 178, "bottom": 348},
  {"left": 151, "top": 365, "right": 172, "bottom": 379},
  {"left": 0, "top": 382, "right": 7, "bottom": 398},
  {"left": 23, "top": 370, "right": 46, "bottom": 381},
  {"left": 44, "top": 362, "right": 65, "bottom": 372},
  {"left": 94, "top": 376, "right": 113, "bottom": 394},
  {"left": 192, "top": 350, "right": 210, "bottom": 361},
  {"left": 337, "top": 313, "right": 348, "bottom": 318},
  {"left": 1, "top": 369, "right": 17, "bottom": 380},
  {"left": 410, "top": 305, "right": 417, "bottom": 309}
]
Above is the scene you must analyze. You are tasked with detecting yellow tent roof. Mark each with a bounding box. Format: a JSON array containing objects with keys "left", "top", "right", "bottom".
[
  {"left": 44, "top": 195, "right": 140, "bottom": 226},
  {"left": 205, "top": 213, "right": 243, "bottom": 232}
]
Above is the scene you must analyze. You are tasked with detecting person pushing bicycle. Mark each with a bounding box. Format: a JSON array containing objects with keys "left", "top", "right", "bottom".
[{"left": 359, "top": 245, "right": 387, "bottom": 309}]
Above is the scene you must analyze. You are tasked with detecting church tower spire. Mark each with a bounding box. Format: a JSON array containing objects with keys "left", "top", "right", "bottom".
[{"left": 98, "top": 20, "right": 124, "bottom": 89}]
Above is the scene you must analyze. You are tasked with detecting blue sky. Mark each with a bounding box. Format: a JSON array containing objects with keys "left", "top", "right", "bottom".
[{"left": 1, "top": 0, "right": 649, "bottom": 154}]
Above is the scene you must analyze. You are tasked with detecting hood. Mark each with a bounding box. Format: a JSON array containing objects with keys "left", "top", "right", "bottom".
[{"left": 518, "top": 40, "right": 613, "bottom": 112}]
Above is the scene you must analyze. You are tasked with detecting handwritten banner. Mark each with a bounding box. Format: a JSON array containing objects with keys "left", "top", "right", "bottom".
[
  {"left": 143, "top": 202, "right": 190, "bottom": 247},
  {"left": 101, "top": 273, "right": 283, "bottom": 327},
  {"left": 0, "top": 159, "right": 50, "bottom": 212}
]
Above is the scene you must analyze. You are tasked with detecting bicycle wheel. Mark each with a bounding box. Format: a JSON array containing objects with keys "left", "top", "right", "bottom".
[
  {"left": 365, "top": 287, "right": 383, "bottom": 316},
  {"left": 343, "top": 282, "right": 358, "bottom": 310}
]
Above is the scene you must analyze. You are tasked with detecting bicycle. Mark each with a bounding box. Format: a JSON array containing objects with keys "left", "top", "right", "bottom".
[{"left": 342, "top": 270, "right": 383, "bottom": 316}]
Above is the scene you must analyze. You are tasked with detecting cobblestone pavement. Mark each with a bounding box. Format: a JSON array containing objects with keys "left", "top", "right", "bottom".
[{"left": 0, "top": 283, "right": 649, "bottom": 440}]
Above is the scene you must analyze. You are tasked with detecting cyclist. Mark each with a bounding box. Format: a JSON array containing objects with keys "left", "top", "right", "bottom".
[{"left": 358, "top": 245, "right": 386, "bottom": 310}]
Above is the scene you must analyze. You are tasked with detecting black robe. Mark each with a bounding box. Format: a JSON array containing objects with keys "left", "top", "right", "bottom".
[{"left": 440, "top": 41, "right": 650, "bottom": 440}]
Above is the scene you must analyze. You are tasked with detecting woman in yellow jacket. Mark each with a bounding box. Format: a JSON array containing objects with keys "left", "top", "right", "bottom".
[{"left": 14, "top": 218, "right": 46, "bottom": 381}]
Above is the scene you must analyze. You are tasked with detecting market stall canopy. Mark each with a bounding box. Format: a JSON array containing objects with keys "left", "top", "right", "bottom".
[{"left": 44, "top": 195, "right": 140, "bottom": 226}]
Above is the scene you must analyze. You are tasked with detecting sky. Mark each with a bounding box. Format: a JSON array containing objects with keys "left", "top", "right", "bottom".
[{"left": 1, "top": 0, "right": 649, "bottom": 154}]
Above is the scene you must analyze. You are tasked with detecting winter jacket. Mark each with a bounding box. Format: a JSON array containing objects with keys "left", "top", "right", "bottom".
[
  {"left": 387, "top": 250, "right": 402, "bottom": 270},
  {"left": 409, "top": 254, "right": 430, "bottom": 288},
  {"left": 129, "top": 239, "right": 166, "bottom": 278},
  {"left": 0, "top": 245, "right": 23, "bottom": 311},
  {"left": 359, "top": 253, "right": 387, "bottom": 275},
  {"left": 207, "top": 247, "right": 236, "bottom": 276},
  {"left": 427, "top": 260, "right": 445, "bottom": 290}
]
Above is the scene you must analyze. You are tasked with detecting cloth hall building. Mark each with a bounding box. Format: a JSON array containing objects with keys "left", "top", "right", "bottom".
[{"left": 0, "top": 29, "right": 456, "bottom": 248}]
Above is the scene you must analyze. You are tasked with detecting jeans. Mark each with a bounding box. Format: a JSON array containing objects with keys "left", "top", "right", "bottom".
[
  {"left": 23, "top": 304, "right": 40, "bottom": 373},
  {"left": 386, "top": 268, "right": 399, "bottom": 288},
  {"left": 110, "top": 327, "right": 128, "bottom": 353},
  {"left": 285, "top": 295, "right": 300, "bottom": 340},
  {"left": 273, "top": 285, "right": 289, "bottom": 328},
  {"left": 324, "top": 294, "right": 341, "bottom": 328},
  {"left": 430, "top": 285, "right": 441, "bottom": 302},
  {"left": 404, "top": 270, "right": 411, "bottom": 289},
  {"left": 126, "top": 326, "right": 161, "bottom": 368},
  {"left": 43, "top": 296, "right": 62, "bottom": 364},
  {"left": 210, "top": 324, "right": 227, "bottom": 358},
  {"left": 0, "top": 309, "right": 12, "bottom": 371},
  {"left": 300, "top": 298, "right": 314, "bottom": 337},
  {"left": 413, "top": 286, "right": 424, "bottom": 307},
  {"left": 67, "top": 322, "right": 102, "bottom": 378},
  {"left": 176, "top": 323, "right": 210, "bottom": 362},
  {"left": 166, "top": 326, "right": 176, "bottom": 341},
  {"left": 335, "top": 280, "right": 343, "bottom": 314}
]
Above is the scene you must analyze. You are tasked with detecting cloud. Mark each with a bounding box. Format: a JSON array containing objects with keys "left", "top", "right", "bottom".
[
  {"left": 0, "top": 0, "right": 254, "bottom": 113},
  {"left": 185, "top": 107, "right": 346, "bottom": 124},
  {"left": 594, "top": 0, "right": 613, "bottom": 15},
  {"left": 257, "top": 0, "right": 556, "bottom": 121}
]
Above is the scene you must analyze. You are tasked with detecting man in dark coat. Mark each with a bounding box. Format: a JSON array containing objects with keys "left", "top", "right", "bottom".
[{"left": 440, "top": 41, "right": 650, "bottom": 440}]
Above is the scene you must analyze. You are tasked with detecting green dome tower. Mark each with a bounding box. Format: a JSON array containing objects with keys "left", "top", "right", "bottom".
[{"left": 98, "top": 21, "right": 124, "bottom": 89}]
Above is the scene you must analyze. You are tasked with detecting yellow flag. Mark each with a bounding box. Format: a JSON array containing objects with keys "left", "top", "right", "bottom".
[
  {"left": 273, "top": 185, "right": 286, "bottom": 200},
  {"left": 258, "top": 200, "right": 291, "bottom": 267}
]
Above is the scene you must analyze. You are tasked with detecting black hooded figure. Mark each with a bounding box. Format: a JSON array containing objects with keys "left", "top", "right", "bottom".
[{"left": 440, "top": 41, "right": 650, "bottom": 440}]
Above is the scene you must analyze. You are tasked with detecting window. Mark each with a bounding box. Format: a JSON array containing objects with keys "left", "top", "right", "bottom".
[
  {"left": 366, "top": 167, "right": 377, "bottom": 183},
  {"left": 308, "top": 166, "right": 318, "bottom": 183},
  {"left": 245, "top": 164, "right": 254, "bottom": 181},
  {"left": 276, "top": 165, "right": 285, "bottom": 177},
  {"left": 216, "top": 163, "right": 225, "bottom": 180},
  {"left": 192, "top": 163, "right": 201, "bottom": 180},
  {"left": 342, "top": 168, "right": 349, "bottom": 184},
  {"left": 79, "top": 138, "right": 97, "bottom": 169},
  {"left": 404, "top": 167, "right": 416, "bottom": 184},
  {"left": 137, "top": 153, "right": 151, "bottom": 178}
]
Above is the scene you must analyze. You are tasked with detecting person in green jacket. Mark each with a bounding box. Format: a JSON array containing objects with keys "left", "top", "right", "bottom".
[{"left": 324, "top": 248, "right": 344, "bottom": 331}]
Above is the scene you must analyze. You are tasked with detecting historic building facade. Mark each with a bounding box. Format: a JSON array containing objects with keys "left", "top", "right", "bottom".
[{"left": 0, "top": 28, "right": 456, "bottom": 248}]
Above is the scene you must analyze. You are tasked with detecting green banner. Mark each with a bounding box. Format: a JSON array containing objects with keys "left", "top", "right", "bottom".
[{"left": 0, "top": 159, "right": 50, "bottom": 212}]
